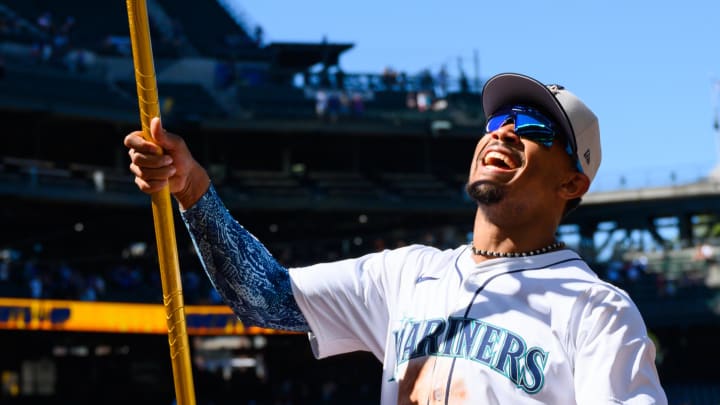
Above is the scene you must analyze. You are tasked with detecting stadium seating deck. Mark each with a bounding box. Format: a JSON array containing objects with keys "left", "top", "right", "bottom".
[
  {"left": 112, "top": 79, "right": 228, "bottom": 121},
  {"left": 4, "top": 0, "right": 138, "bottom": 54},
  {"left": 306, "top": 170, "right": 383, "bottom": 199},
  {"left": 379, "top": 172, "right": 459, "bottom": 199},
  {"left": 153, "top": 0, "right": 257, "bottom": 60},
  {"left": 229, "top": 169, "right": 311, "bottom": 199},
  {"left": 0, "top": 64, "right": 134, "bottom": 112}
]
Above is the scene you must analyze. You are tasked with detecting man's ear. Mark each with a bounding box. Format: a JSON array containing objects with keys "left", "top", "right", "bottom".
[{"left": 559, "top": 172, "right": 590, "bottom": 200}]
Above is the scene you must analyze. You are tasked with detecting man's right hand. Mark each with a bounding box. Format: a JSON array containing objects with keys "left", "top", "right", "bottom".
[{"left": 124, "top": 117, "right": 210, "bottom": 210}]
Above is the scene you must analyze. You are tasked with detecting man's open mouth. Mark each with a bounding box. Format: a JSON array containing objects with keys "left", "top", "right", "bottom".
[{"left": 482, "top": 150, "right": 520, "bottom": 170}]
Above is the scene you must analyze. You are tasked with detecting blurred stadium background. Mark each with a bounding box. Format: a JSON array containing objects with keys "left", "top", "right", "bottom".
[{"left": 1, "top": 1, "right": 720, "bottom": 404}]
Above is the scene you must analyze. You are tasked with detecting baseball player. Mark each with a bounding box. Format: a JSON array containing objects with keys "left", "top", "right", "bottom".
[{"left": 124, "top": 72, "right": 668, "bottom": 404}]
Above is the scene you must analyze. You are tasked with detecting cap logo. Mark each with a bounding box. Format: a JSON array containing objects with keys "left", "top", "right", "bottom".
[
  {"left": 546, "top": 84, "right": 565, "bottom": 94},
  {"left": 583, "top": 148, "right": 591, "bottom": 164}
]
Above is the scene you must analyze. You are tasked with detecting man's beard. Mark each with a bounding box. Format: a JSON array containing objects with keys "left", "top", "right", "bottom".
[{"left": 465, "top": 181, "right": 505, "bottom": 205}]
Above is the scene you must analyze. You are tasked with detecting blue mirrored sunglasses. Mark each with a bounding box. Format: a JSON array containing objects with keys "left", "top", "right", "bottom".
[{"left": 485, "top": 105, "right": 583, "bottom": 173}]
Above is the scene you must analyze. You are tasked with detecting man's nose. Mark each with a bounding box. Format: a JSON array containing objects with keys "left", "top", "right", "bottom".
[{"left": 490, "top": 125, "right": 522, "bottom": 145}]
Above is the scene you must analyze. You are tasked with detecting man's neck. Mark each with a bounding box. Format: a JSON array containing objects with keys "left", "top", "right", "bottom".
[{"left": 471, "top": 210, "right": 560, "bottom": 263}]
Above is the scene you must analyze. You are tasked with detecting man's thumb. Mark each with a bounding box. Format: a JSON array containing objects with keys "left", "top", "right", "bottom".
[{"left": 149, "top": 116, "right": 172, "bottom": 149}]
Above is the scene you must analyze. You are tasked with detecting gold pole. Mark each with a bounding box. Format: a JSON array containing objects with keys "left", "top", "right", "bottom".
[{"left": 125, "top": 1, "right": 196, "bottom": 404}]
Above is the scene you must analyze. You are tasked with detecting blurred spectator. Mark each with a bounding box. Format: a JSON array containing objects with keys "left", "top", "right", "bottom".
[
  {"left": 350, "top": 93, "right": 365, "bottom": 117},
  {"left": 90, "top": 275, "right": 106, "bottom": 296},
  {"left": 326, "top": 91, "right": 342, "bottom": 122},
  {"left": 697, "top": 242, "right": 720, "bottom": 288},
  {"left": 628, "top": 255, "right": 647, "bottom": 282},
  {"left": 53, "top": 15, "right": 76, "bottom": 52},
  {"left": 416, "top": 91, "right": 432, "bottom": 112},
  {"left": 605, "top": 260, "right": 624, "bottom": 285},
  {"left": 29, "top": 273, "right": 43, "bottom": 298},
  {"left": 458, "top": 70, "right": 470, "bottom": 93},
  {"left": 381, "top": 66, "right": 397, "bottom": 90},
  {"left": 315, "top": 90, "right": 328, "bottom": 119},
  {"left": 63, "top": 48, "right": 96, "bottom": 73},
  {"left": 254, "top": 25, "right": 264, "bottom": 47},
  {"left": 406, "top": 91, "right": 417, "bottom": 109},
  {"left": 318, "top": 67, "right": 332, "bottom": 88},
  {"left": 707, "top": 263, "right": 720, "bottom": 288},
  {"left": 80, "top": 283, "right": 97, "bottom": 301},
  {"left": 0, "top": 261, "right": 8, "bottom": 282},
  {"left": 31, "top": 40, "right": 53, "bottom": 63},
  {"left": 664, "top": 279, "right": 677, "bottom": 296},
  {"left": 102, "top": 35, "right": 131, "bottom": 56},
  {"left": 334, "top": 68, "right": 345, "bottom": 90},
  {"left": 60, "top": 16, "right": 76, "bottom": 34},
  {"left": 36, "top": 11, "right": 53, "bottom": 32},
  {"left": 436, "top": 64, "right": 449, "bottom": 97},
  {"left": 397, "top": 71, "right": 408, "bottom": 91},
  {"left": 694, "top": 241, "right": 715, "bottom": 264},
  {"left": 418, "top": 69, "right": 434, "bottom": 94},
  {"left": 92, "top": 170, "right": 105, "bottom": 192}
]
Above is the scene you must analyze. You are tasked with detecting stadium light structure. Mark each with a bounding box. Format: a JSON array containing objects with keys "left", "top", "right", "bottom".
[{"left": 125, "top": 1, "right": 196, "bottom": 404}]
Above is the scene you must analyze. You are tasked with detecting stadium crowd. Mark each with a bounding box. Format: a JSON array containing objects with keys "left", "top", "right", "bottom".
[
  {"left": 3, "top": 228, "right": 720, "bottom": 312},
  {"left": 0, "top": 226, "right": 467, "bottom": 305}
]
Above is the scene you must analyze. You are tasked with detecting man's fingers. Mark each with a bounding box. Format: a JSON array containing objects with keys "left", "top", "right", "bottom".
[
  {"left": 128, "top": 148, "right": 173, "bottom": 169},
  {"left": 124, "top": 119, "right": 191, "bottom": 196},
  {"left": 129, "top": 162, "right": 176, "bottom": 181},
  {"left": 134, "top": 176, "right": 168, "bottom": 194},
  {"left": 124, "top": 132, "right": 163, "bottom": 155}
]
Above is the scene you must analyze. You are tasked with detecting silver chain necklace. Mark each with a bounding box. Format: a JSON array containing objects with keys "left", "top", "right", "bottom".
[{"left": 471, "top": 241, "right": 565, "bottom": 258}]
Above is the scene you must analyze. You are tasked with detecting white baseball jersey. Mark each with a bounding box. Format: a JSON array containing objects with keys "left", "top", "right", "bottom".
[{"left": 289, "top": 244, "right": 667, "bottom": 404}]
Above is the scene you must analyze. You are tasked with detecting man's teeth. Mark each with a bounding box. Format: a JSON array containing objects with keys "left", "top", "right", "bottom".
[{"left": 483, "top": 151, "right": 517, "bottom": 169}]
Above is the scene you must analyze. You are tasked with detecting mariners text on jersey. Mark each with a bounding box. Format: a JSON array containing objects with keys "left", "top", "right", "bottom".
[{"left": 393, "top": 316, "right": 548, "bottom": 394}]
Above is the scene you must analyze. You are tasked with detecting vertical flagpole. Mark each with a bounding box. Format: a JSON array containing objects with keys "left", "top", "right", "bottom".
[{"left": 125, "top": 2, "right": 196, "bottom": 404}]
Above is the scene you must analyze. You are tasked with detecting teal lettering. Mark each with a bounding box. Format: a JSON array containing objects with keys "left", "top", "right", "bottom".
[
  {"left": 457, "top": 320, "right": 484, "bottom": 359},
  {"left": 493, "top": 333, "right": 525, "bottom": 383},
  {"left": 473, "top": 325, "right": 501, "bottom": 365},
  {"left": 413, "top": 319, "right": 445, "bottom": 357},
  {"left": 440, "top": 317, "right": 464, "bottom": 356},
  {"left": 520, "top": 347, "right": 547, "bottom": 393},
  {"left": 402, "top": 323, "right": 421, "bottom": 360}
]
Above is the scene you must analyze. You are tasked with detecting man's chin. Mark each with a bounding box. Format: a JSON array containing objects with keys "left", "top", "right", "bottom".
[{"left": 466, "top": 181, "right": 504, "bottom": 205}]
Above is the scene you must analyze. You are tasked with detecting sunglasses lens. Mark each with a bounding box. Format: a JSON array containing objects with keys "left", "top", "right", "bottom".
[
  {"left": 485, "top": 105, "right": 584, "bottom": 174},
  {"left": 486, "top": 109, "right": 556, "bottom": 147},
  {"left": 486, "top": 113, "right": 512, "bottom": 133},
  {"left": 514, "top": 113, "right": 552, "bottom": 133},
  {"left": 515, "top": 117, "right": 554, "bottom": 147}
]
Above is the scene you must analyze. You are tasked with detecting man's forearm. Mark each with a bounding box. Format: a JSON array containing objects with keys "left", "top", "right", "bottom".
[{"left": 180, "top": 185, "right": 309, "bottom": 331}]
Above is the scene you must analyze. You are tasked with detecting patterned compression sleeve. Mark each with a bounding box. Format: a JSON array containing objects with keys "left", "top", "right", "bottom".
[{"left": 180, "top": 185, "right": 310, "bottom": 332}]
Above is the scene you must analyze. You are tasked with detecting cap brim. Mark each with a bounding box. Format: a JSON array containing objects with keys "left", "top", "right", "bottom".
[{"left": 482, "top": 73, "right": 575, "bottom": 150}]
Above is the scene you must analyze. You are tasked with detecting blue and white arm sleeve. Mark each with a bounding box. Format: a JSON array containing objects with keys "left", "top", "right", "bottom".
[{"left": 180, "top": 185, "right": 309, "bottom": 332}]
